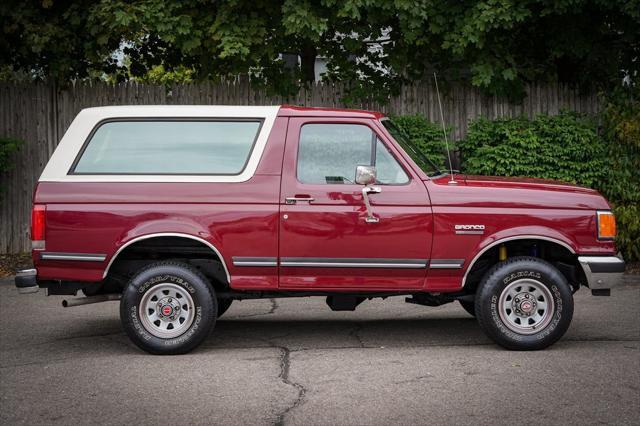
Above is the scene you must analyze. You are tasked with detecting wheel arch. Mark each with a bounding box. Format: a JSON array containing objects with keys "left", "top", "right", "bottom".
[
  {"left": 462, "top": 234, "right": 577, "bottom": 288},
  {"left": 103, "top": 232, "right": 231, "bottom": 284}
]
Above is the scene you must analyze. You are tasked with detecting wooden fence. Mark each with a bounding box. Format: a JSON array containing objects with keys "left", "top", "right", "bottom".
[{"left": 0, "top": 80, "right": 600, "bottom": 253}]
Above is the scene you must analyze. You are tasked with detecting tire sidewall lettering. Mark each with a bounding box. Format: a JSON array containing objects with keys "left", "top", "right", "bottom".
[
  {"left": 502, "top": 270, "right": 541, "bottom": 285},
  {"left": 490, "top": 294, "right": 523, "bottom": 341},
  {"left": 138, "top": 274, "right": 196, "bottom": 294}
]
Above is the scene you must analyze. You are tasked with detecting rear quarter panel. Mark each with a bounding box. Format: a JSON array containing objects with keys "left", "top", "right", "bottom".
[{"left": 34, "top": 116, "right": 288, "bottom": 289}]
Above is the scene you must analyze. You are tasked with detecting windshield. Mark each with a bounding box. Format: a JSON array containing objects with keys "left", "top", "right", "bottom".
[{"left": 381, "top": 119, "right": 442, "bottom": 177}]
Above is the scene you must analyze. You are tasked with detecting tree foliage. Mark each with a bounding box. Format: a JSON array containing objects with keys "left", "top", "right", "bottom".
[{"left": 1, "top": 1, "right": 638, "bottom": 97}]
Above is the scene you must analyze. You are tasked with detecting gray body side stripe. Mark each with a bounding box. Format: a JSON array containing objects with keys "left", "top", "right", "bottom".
[
  {"left": 455, "top": 230, "right": 484, "bottom": 235},
  {"left": 429, "top": 259, "right": 465, "bottom": 269},
  {"left": 40, "top": 252, "right": 107, "bottom": 262},
  {"left": 280, "top": 258, "right": 428, "bottom": 269},
  {"left": 232, "top": 257, "right": 278, "bottom": 267},
  {"left": 231, "top": 257, "right": 464, "bottom": 269}
]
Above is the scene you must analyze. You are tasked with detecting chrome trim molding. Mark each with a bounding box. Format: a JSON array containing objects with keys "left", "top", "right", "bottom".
[
  {"left": 102, "top": 233, "right": 231, "bottom": 283},
  {"left": 577, "top": 256, "right": 625, "bottom": 290},
  {"left": 461, "top": 235, "right": 576, "bottom": 287},
  {"left": 280, "top": 257, "right": 428, "bottom": 269},
  {"left": 455, "top": 230, "right": 484, "bottom": 235},
  {"left": 232, "top": 257, "right": 278, "bottom": 267},
  {"left": 41, "top": 252, "right": 107, "bottom": 262},
  {"left": 429, "top": 259, "right": 465, "bottom": 269}
]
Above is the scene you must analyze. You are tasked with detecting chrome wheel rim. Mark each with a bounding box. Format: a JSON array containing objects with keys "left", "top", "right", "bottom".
[
  {"left": 498, "top": 278, "right": 554, "bottom": 335},
  {"left": 139, "top": 283, "right": 195, "bottom": 339}
]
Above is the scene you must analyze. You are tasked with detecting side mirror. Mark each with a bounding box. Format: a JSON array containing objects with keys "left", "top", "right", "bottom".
[{"left": 355, "top": 165, "right": 377, "bottom": 185}]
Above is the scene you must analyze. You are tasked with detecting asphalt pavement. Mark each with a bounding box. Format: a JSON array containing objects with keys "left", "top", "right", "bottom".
[{"left": 1, "top": 275, "right": 639, "bottom": 425}]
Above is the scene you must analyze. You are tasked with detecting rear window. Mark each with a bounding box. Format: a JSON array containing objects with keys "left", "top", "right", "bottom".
[{"left": 71, "top": 120, "right": 262, "bottom": 175}]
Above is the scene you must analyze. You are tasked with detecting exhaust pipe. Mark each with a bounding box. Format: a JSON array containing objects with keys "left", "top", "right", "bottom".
[{"left": 62, "top": 294, "right": 121, "bottom": 308}]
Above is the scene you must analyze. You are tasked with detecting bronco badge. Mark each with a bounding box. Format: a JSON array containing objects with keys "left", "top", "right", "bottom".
[{"left": 455, "top": 224, "right": 485, "bottom": 235}]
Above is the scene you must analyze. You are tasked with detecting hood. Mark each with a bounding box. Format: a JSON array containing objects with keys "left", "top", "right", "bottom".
[
  {"left": 457, "top": 174, "right": 597, "bottom": 193},
  {"left": 427, "top": 174, "right": 610, "bottom": 210}
]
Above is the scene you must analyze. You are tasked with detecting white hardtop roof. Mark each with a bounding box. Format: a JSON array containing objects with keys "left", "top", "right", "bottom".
[
  {"left": 40, "top": 105, "right": 281, "bottom": 183},
  {"left": 77, "top": 105, "right": 281, "bottom": 119}
]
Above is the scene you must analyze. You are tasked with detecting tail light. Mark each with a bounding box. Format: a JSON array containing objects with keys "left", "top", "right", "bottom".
[
  {"left": 596, "top": 211, "right": 616, "bottom": 241},
  {"left": 31, "top": 204, "right": 46, "bottom": 249}
]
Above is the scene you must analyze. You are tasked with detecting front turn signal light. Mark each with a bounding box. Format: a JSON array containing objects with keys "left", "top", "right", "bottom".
[{"left": 597, "top": 211, "right": 616, "bottom": 240}]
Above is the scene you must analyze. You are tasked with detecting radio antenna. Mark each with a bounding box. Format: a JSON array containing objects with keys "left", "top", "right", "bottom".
[{"left": 433, "top": 72, "right": 457, "bottom": 185}]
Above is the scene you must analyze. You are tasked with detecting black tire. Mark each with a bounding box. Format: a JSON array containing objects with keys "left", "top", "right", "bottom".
[
  {"left": 458, "top": 299, "right": 476, "bottom": 317},
  {"left": 475, "top": 256, "right": 573, "bottom": 351},
  {"left": 217, "top": 298, "right": 233, "bottom": 318},
  {"left": 120, "top": 261, "right": 217, "bottom": 355}
]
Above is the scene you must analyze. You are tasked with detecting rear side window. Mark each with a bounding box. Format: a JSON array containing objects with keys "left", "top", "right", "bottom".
[{"left": 72, "top": 120, "right": 262, "bottom": 175}]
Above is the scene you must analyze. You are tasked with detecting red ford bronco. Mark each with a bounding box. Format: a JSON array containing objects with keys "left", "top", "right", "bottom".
[{"left": 15, "top": 105, "right": 625, "bottom": 354}]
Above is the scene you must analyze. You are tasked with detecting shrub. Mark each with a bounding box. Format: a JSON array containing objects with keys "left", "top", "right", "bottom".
[
  {"left": 458, "top": 112, "right": 609, "bottom": 188},
  {"left": 0, "top": 137, "right": 23, "bottom": 198},
  {"left": 600, "top": 86, "right": 640, "bottom": 205},
  {"left": 614, "top": 205, "right": 640, "bottom": 262},
  {"left": 0, "top": 137, "right": 23, "bottom": 173},
  {"left": 600, "top": 86, "right": 640, "bottom": 262},
  {"left": 390, "top": 115, "right": 450, "bottom": 169}
]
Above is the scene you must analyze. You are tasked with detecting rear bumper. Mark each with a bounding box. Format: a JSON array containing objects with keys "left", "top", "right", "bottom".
[
  {"left": 577, "top": 256, "right": 625, "bottom": 290},
  {"left": 14, "top": 269, "right": 39, "bottom": 294}
]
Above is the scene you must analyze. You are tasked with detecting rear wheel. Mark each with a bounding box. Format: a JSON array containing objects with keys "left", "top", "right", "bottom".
[
  {"left": 475, "top": 256, "right": 573, "bottom": 350},
  {"left": 120, "top": 261, "right": 217, "bottom": 355}
]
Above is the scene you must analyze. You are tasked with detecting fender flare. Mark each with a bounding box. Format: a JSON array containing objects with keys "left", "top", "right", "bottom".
[
  {"left": 461, "top": 234, "right": 576, "bottom": 287},
  {"left": 102, "top": 232, "right": 231, "bottom": 284}
]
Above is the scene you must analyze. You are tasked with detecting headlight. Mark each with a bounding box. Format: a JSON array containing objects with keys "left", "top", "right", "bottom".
[{"left": 597, "top": 211, "right": 616, "bottom": 240}]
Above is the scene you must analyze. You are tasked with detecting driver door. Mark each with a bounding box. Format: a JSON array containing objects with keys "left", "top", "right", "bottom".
[{"left": 278, "top": 117, "right": 433, "bottom": 290}]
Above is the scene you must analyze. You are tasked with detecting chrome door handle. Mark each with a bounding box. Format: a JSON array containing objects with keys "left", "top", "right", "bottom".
[
  {"left": 285, "top": 197, "right": 315, "bottom": 205},
  {"left": 362, "top": 186, "right": 381, "bottom": 223}
]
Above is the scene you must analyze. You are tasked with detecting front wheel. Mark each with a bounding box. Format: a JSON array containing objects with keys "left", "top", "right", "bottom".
[
  {"left": 475, "top": 256, "right": 573, "bottom": 350},
  {"left": 120, "top": 261, "right": 217, "bottom": 355}
]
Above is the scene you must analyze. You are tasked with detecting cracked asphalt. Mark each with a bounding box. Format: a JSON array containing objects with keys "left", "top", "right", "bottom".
[{"left": 1, "top": 276, "right": 639, "bottom": 425}]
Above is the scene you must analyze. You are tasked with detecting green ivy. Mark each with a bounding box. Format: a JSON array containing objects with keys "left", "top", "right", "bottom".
[
  {"left": 613, "top": 205, "right": 640, "bottom": 262},
  {"left": 458, "top": 113, "right": 609, "bottom": 189},
  {"left": 600, "top": 86, "right": 640, "bottom": 205}
]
